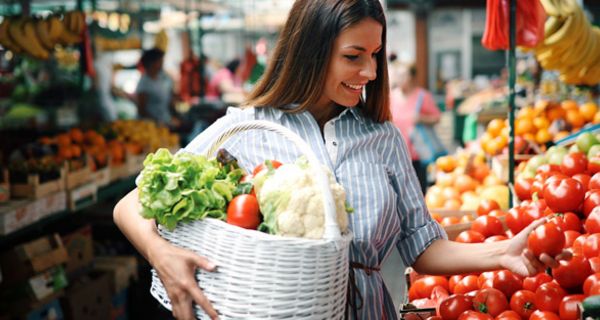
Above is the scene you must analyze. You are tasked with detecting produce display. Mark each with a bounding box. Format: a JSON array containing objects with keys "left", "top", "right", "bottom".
[
  {"left": 410, "top": 128, "right": 600, "bottom": 319},
  {"left": 0, "top": 11, "right": 84, "bottom": 59},
  {"left": 137, "top": 148, "right": 351, "bottom": 238}
]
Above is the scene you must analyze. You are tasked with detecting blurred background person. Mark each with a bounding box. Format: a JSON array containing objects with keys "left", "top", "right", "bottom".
[
  {"left": 205, "top": 58, "right": 245, "bottom": 105},
  {"left": 390, "top": 62, "right": 443, "bottom": 193}
]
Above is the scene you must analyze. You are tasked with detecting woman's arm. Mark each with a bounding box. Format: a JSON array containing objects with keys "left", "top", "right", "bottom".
[
  {"left": 412, "top": 219, "right": 571, "bottom": 277},
  {"left": 114, "top": 189, "right": 219, "bottom": 320}
]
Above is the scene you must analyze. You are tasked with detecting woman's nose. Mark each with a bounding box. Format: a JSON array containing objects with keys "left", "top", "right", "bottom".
[{"left": 360, "top": 58, "right": 377, "bottom": 80}]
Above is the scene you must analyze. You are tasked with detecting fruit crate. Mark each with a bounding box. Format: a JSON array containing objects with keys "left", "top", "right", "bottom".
[
  {"left": 126, "top": 150, "right": 146, "bottom": 177},
  {"left": 67, "top": 182, "right": 97, "bottom": 211},
  {"left": 10, "top": 167, "right": 66, "bottom": 199},
  {"left": 430, "top": 209, "right": 477, "bottom": 240},
  {"left": 0, "top": 169, "right": 9, "bottom": 203},
  {"left": 491, "top": 154, "right": 534, "bottom": 183},
  {"left": 93, "top": 165, "right": 111, "bottom": 188},
  {"left": 64, "top": 156, "right": 93, "bottom": 190}
]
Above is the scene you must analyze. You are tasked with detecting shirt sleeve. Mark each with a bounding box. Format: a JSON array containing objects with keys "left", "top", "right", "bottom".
[
  {"left": 136, "top": 76, "right": 149, "bottom": 95},
  {"left": 385, "top": 123, "right": 447, "bottom": 267}
]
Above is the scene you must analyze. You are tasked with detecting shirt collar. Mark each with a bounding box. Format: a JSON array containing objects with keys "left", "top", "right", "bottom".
[{"left": 271, "top": 104, "right": 365, "bottom": 124}]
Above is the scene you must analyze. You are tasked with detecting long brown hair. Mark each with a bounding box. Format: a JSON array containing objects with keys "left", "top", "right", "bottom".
[{"left": 244, "top": 0, "right": 390, "bottom": 123}]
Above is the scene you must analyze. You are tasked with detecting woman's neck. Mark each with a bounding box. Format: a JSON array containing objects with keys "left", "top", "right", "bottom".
[{"left": 307, "top": 103, "right": 344, "bottom": 132}]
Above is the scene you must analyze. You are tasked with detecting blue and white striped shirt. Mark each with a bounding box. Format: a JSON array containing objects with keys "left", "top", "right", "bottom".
[{"left": 184, "top": 106, "right": 446, "bottom": 319}]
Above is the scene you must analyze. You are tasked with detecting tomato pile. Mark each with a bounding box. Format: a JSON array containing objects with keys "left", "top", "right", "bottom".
[{"left": 410, "top": 146, "right": 600, "bottom": 319}]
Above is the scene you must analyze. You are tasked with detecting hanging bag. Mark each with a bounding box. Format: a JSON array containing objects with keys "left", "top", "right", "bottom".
[{"left": 410, "top": 91, "right": 448, "bottom": 165}]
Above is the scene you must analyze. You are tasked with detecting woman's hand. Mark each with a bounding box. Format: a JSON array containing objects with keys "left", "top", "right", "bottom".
[
  {"left": 500, "top": 218, "right": 572, "bottom": 277},
  {"left": 150, "top": 241, "right": 219, "bottom": 320}
]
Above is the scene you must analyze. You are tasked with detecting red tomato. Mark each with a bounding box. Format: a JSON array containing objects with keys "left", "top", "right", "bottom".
[
  {"left": 552, "top": 255, "right": 592, "bottom": 289},
  {"left": 535, "top": 281, "right": 567, "bottom": 313},
  {"left": 523, "top": 272, "right": 553, "bottom": 292},
  {"left": 438, "top": 294, "right": 474, "bottom": 320},
  {"left": 564, "top": 230, "right": 582, "bottom": 248},
  {"left": 505, "top": 207, "right": 531, "bottom": 234},
  {"left": 584, "top": 189, "right": 600, "bottom": 217},
  {"left": 590, "top": 172, "right": 600, "bottom": 189},
  {"left": 584, "top": 233, "right": 600, "bottom": 258},
  {"left": 442, "top": 216, "right": 461, "bottom": 226},
  {"left": 492, "top": 270, "right": 522, "bottom": 298},
  {"left": 529, "top": 310, "right": 560, "bottom": 320},
  {"left": 455, "top": 230, "right": 486, "bottom": 243},
  {"left": 484, "top": 235, "right": 508, "bottom": 243},
  {"left": 514, "top": 177, "right": 534, "bottom": 201},
  {"left": 589, "top": 157, "right": 600, "bottom": 175},
  {"left": 509, "top": 289, "right": 536, "bottom": 319},
  {"left": 478, "top": 271, "right": 496, "bottom": 289},
  {"left": 226, "top": 194, "right": 261, "bottom": 229},
  {"left": 559, "top": 295, "right": 584, "bottom": 320},
  {"left": 477, "top": 199, "right": 501, "bottom": 216},
  {"left": 471, "top": 216, "right": 504, "bottom": 238},
  {"left": 449, "top": 275, "right": 464, "bottom": 293},
  {"left": 573, "top": 234, "right": 589, "bottom": 255},
  {"left": 586, "top": 207, "right": 600, "bottom": 234},
  {"left": 252, "top": 160, "right": 282, "bottom": 176},
  {"left": 494, "top": 310, "right": 520, "bottom": 320},
  {"left": 590, "top": 282, "right": 600, "bottom": 295},
  {"left": 574, "top": 173, "right": 591, "bottom": 193},
  {"left": 488, "top": 210, "right": 506, "bottom": 218},
  {"left": 583, "top": 273, "right": 600, "bottom": 296},
  {"left": 472, "top": 288, "right": 508, "bottom": 317},
  {"left": 590, "top": 257, "right": 600, "bottom": 273},
  {"left": 426, "top": 317, "right": 442, "bottom": 320},
  {"left": 543, "top": 178, "right": 585, "bottom": 213},
  {"left": 454, "top": 275, "right": 480, "bottom": 294},
  {"left": 412, "top": 276, "right": 450, "bottom": 299},
  {"left": 458, "top": 310, "right": 493, "bottom": 320},
  {"left": 537, "top": 164, "right": 562, "bottom": 174},
  {"left": 547, "top": 212, "right": 581, "bottom": 232},
  {"left": 542, "top": 173, "right": 569, "bottom": 195},
  {"left": 527, "top": 222, "right": 566, "bottom": 257},
  {"left": 561, "top": 152, "right": 589, "bottom": 176}
]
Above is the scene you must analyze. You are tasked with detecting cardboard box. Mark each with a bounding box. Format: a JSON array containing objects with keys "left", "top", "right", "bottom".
[
  {"left": 21, "top": 298, "right": 64, "bottom": 320},
  {"left": 61, "top": 271, "right": 112, "bottom": 320},
  {"left": 0, "top": 199, "right": 37, "bottom": 236},
  {"left": 94, "top": 256, "right": 138, "bottom": 294},
  {"left": 35, "top": 192, "right": 67, "bottom": 221},
  {"left": 26, "top": 266, "right": 68, "bottom": 301},
  {"left": 61, "top": 225, "right": 94, "bottom": 274},
  {"left": 66, "top": 182, "right": 97, "bottom": 211},
  {"left": 0, "top": 234, "right": 69, "bottom": 284}
]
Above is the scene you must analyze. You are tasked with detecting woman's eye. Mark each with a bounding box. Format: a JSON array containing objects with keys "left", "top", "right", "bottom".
[{"left": 344, "top": 55, "right": 359, "bottom": 61}]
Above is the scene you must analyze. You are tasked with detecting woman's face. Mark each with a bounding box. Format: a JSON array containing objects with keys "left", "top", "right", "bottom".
[{"left": 315, "top": 18, "right": 382, "bottom": 109}]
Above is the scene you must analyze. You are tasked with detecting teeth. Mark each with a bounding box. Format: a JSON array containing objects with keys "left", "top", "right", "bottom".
[{"left": 344, "top": 83, "right": 363, "bottom": 90}]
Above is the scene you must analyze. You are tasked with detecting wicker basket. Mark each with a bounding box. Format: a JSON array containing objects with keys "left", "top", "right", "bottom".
[{"left": 149, "top": 120, "right": 353, "bottom": 319}]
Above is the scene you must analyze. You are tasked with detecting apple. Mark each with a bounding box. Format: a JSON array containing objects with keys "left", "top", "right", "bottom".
[
  {"left": 588, "top": 144, "right": 600, "bottom": 159},
  {"left": 546, "top": 146, "right": 568, "bottom": 165},
  {"left": 577, "top": 132, "right": 599, "bottom": 154}
]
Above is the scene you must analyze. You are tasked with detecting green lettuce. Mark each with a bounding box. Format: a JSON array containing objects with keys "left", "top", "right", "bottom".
[{"left": 137, "top": 148, "right": 243, "bottom": 230}]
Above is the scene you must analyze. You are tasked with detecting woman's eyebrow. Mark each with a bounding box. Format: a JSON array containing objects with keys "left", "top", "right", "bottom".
[{"left": 342, "top": 45, "right": 383, "bottom": 51}]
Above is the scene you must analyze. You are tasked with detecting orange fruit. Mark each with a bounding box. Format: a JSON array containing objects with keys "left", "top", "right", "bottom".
[
  {"left": 594, "top": 111, "right": 600, "bottom": 124},
  {"left": 440, "top": 216, "right": 460, "bottom": 226},
  {"left": 69, "top": 128, "right": 84, "bottom": 144},
  {"left": 444, "top": 198, "right": 462, "bottom": 210},
  {"left": 545, "top": 105, "right": 566, "bottom": 122},
  {"left": 553, "top": 131, "right": 570, "bottom": 142},
  {"left": 486, "top": 118, "right": 506, "bottom": 137},
  {"left": 533, "top": 116, "right": 550, "bottom": 130},
  {"left": 517, "top": 106, "right": 536, "bottom": 119},
  {"left": 580, "top": 102, "right": 599, "bottom": 122},
  {"left": 515, "top": 118, "right": 535, "bottom": 135},
  {"left": 484, "top": 174, "right": 504, "bottom": 186},
  {"left": 566, "top": 109, "right": 585, "bottom": 128},
  {"left": 454, "top": 174, "right": 477, "bottom": 193},
  {"left": 425, "top": 192, "right": 445, "bottom": 209},
  {"left": 442, "top": 186, "right": 461, "bottom": 201},
  {"left": 436, "top": 155, "right": 458, "bottom": 173},
  {"left": 55, "top": 133, "right": 71, "bottom": 146},
  {"left": 561, "top": 100, "right": 579, "bottom": 111},
  {"left": 535, "top": 128, "right": 552, "bottom": 144},
  {"left": 437, "top": 172, "right": 456, "bottom": 187}
]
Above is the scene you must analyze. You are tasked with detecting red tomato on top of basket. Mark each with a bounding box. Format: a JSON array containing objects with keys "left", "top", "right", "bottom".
[
  {"left": 226, "top": 194, "right": 261, "bottom": 230},
  {"left": 252, "top": 160, "right": 283, "bottom": 176}
]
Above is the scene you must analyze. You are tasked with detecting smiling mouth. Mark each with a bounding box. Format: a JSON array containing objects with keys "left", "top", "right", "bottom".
[{"left": 342, "top": 82, "right": 364, "bottom": 90}]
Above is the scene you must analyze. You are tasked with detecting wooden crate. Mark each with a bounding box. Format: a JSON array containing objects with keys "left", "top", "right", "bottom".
[
  {"left": 65, "top": 160, "right": 92, "bottom": 190},
  {"left": 109, "top": 164, "right": 129, "bottom": 182},
  {"left": 93, "top": 166, "right": 111, "bottom": 188},
  {"left": 0, "top": 169, "right": 9, "bottom": 203},
  {"left": 126, "top": 152, "right": 146, "bottom": 177},
  {"left": 491, "top": 154, "right": 534, "bottom": 183},
  {"left": 11, "top": 168, "right": 66, "bottom": 199}
]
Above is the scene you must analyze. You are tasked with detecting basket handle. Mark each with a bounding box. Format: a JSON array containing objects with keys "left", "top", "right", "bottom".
[{"left": 202, "top": 120, "right": 342, "bottom": 242}]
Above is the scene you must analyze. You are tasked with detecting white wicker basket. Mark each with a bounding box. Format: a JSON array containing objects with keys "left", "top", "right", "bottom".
[{"left": 149, "top": 120, "right": 353, "bottom": 319}]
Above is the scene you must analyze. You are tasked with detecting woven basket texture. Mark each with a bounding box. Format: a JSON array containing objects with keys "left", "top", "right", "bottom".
[{"left": 149, "top": 120, "right": 353, "bottom": 319}]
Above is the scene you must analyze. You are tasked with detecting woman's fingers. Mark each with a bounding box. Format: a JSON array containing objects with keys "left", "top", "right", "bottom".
[
  {"left": 188, "top": 285, "right": 220, "bottom": 320},
  {"left": 522, "top": 248, "right": 544, "bottom": 275},
  {"left": 555, "top": 249, "right": 573, "bottom": 262},
  {"left": 168, "top": 286, "right": 196, "bottom": 320},
  {"left": 191, "top": 253, "right": 217, "bottom": 272},
  {"left": 539, "top": 253, "right": 560, "bottom": 268}
]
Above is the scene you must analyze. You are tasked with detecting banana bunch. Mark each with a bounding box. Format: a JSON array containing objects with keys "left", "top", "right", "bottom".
[
  {"left": 0, "top": 11, "right": 84, "bottom": 60},
  {"left": 535, "top": 0, "right": 600, "bottom": 85},
  {"left": 154, "top": 29, "right": 168, "bottom": 52},
  {"left": 95, "top": 36, "right": 141, "bottom": 51}
]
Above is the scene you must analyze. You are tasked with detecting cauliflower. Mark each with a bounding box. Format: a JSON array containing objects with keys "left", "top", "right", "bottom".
[{"left": 256, "top": 158, "right": 350, "bottom": 239}]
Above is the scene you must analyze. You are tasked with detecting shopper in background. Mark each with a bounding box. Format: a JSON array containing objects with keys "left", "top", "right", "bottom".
[
  {"left": 114, "top": 1, "right": 571, "bottom": 319},
  {"left": 135, "top": 48, "right": 179, "bottom": 127},
  {"left": 205, "top": 58, "right": 245, "bottom": 104},
  {"left": 390, "top": 62, "right": 442, "bottom": 194}
]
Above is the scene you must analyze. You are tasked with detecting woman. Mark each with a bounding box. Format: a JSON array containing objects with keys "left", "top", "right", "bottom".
[
  {"left": 114, "top": 1, "right": 570, "bottom": 319},
  {"left": 389, "top": 62, "right": 442, "bottom": 193}
]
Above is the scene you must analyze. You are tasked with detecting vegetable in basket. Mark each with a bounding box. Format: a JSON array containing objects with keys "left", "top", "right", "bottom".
[
  {"left": 137, "top": 148, "right": 244, "bottom": 230},
  {"left": 255, "top": 157, "right": 352, "bottom": 239}
]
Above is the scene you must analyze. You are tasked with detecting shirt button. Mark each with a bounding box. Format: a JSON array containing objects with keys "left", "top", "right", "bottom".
[{"left": 332, "top": 141, "right": 337, "bottom": 146}]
